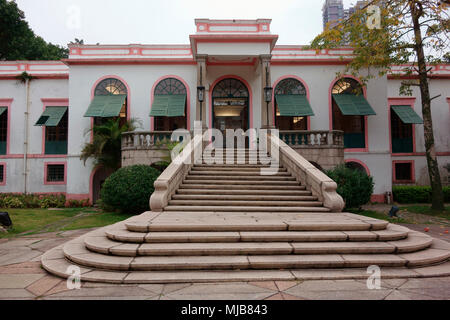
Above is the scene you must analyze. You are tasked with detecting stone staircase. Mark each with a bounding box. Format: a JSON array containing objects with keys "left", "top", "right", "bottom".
[{"left": 42, "top": 148, "right": 450, "bottom": 283}]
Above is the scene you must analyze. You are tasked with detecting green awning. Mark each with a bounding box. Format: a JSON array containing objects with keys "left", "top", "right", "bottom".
[
  {"left": 275, "top": 95, "right": 314, "bottom": 116},
  {"left": 332, "top": 94, "right": 376, "bottom": 116},
  {"left": 35, "top": 107, "right": 67, "bottom": 126},
  {"left": 84, "top": 94, "right": 126, "bottom": 117},
  {"left": 150, "top": 94, "right": 186, "bottom": 117},
  {"left": 391, "top": 105, "right": 423, "bottom": 124},
  {"left": 0, "top": 107, "right": 6, "bottom": 116}
]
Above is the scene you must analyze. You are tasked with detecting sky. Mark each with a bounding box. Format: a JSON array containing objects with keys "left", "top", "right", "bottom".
[{"left": 15, "top": 0, "right": 358, "bottom": 47}]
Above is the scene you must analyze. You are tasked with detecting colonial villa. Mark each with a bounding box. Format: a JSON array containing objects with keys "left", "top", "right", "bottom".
[
  {"left": 2, "top": 18, "right": 448, "bottom": 283},
  {"left": 0, "top": 18, "right": 449, "bottom": 205}
]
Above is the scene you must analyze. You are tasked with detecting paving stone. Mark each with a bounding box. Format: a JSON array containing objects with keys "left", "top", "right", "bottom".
[
  {"left": 138, "top": 284, "right": 165, "bottom": 295},
  {"left": 0, "top": 248, "right": 43, "bottom": 266},
  {"left": 0, "top": 274, "right": 45, "bottom": 289},
  {"left": 0, "top": 239, "right": 38, "bottom": 249},
  {"left": 44, "top": 281, "right": 73, "bottom": 296},
  {"left": 162, "top": 283, "right": 192, "bottom": 294},
  {"left": 412, "top": 261, "right": 450, "bottom": 277},
  {"left": 45, "top": 286, "right": 156, "bottom": 298},
  {"left": 29, "top": 239, "right": 68, "bottom": 252},
  {"left": 26, "top": 275, "right": 62, "bottom": 296},
  {"left": 275, "top": 280, "right": 299, "bottom": 291},
  {"left": 248, "top": 281, "right": 278, "bottom": 291},
  {"left": 0, "top": 288, "right": 36, "bottom": 299},
  {"left": 284, "top": 288, "right": 393, "bottom": 300}
]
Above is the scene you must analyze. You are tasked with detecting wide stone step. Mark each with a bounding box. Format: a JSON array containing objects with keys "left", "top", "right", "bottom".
[
  {"left": 178, "top": 184, "right": 306, "bottom": 190},
  {"left": 176, "top": 189, "right": 312, "bottom": 196},
  {"left": 188, "top": 170, "right": 291, "bottom": 176},
  {"left": 107, "top": 224, "right": 409, "bottom": 243},
  {"left": 193, "top": 164, "right": 280, "bottom": 168},
  {"left": 191, "top": 166, "right": 287, "bottom": 172},
  {"left": 62, "top": 239, "right": 447, "bottom": 272},
  {"left": 168, "top": 199, "right": 323, "bottom": 207},
  {"left": 171, "top": 194, "right": 317, "bottom": 201},
  {"left": 182, "top": 180, "right": 300, "bottom": 185},
  {"left": 163, "top": 205, "right": 330, "bottom": 212},
  {"left": 125, "top": 219, "right": 384, "bottom": 233},
  {"left": 185, "top": 175, "right": 297, "bottom": 181},
  {"left": 85, "top": 235, "right": 433, "bottom": 257}
]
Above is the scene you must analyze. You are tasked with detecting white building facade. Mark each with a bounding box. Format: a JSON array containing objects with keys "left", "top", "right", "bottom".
[{"left": 0, "top": 19, "right": 449, "bottom": 204}]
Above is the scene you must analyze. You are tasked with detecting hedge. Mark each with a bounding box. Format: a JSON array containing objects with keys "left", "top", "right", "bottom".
[
  {"left": 392, "top": 186, "right": 450, "bottom": 204},
  {"left": 326, "top": 165, "right": 374, "bottom": 209},
  {"left": 100, "top": 165, "right": 161, "bottom": 214}
]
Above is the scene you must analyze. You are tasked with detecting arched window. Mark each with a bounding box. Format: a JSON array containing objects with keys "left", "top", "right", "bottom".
[
  {"left": 151, "top": 77, "right": 187, "bottom": 131},
  {"left": 345, "top": 161, "right": 368, "bottom": 175},
  {"left": 84, "top": 78, "right": 128, "bottom": 125},
  {"left": 212, "top": 78, "right": 249, "bottom": 98},
  {"left": 95, "top": 78, "right": 127, "bottom": 96},
  {"left": 274, "top": 78, "right": 311, "bottom": 130},
  {"left": 331, "top": 77, "right": 374, "bottom": 149}
]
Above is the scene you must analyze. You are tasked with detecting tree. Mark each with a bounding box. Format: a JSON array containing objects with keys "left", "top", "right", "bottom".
[
  {"left": 311, "top": 0, "right": 449, "bottom": 210},
  {"left": 0, "top": 0, "right": 68, "bottom": 60},
  {"left": 80, "top": 118, "right": 140, "bottom": 171}
]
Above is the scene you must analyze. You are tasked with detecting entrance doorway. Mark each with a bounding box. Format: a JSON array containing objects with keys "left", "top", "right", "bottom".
[{"left": 212, "top": 78, "right": 249, "bottom": 147}]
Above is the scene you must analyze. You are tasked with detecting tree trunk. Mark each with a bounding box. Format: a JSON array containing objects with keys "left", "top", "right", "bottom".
[{"left": 410, "top": 0, "right": 444, "bottom": 210}]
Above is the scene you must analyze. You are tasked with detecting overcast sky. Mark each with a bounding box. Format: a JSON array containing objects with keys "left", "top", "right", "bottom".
[{"left": 15, "top": 0, "right": 357, "bottom": 46}]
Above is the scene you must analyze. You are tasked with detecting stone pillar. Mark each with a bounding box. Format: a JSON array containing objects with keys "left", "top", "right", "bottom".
[
  {"left": 260, "top": 54, "right": 274, "bottom": 129},
  {"left": 195, "top": 54, "right": 208, "bottom": 129}
]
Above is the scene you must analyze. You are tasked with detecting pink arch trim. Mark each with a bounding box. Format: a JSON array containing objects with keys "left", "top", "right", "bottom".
[
  {"left": 272, "top": 75, "right": 311, "bottom": 130},
  {"left": 328, "top": 75, "right": 368, "bottom": 152},
  {"left": 209, "top": 75, "right": 253, "bottom": 129},
  {"left": 345, "top": 158, "right": 371, "bottom": 175},
  {"left": 150, "top": 75, "right": 191, "bottom": 131}
]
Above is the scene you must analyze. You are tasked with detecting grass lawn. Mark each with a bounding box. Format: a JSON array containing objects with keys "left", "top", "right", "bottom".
[
  {"left": 398, "top": 204, "right": 450, "bottom": 220},
  {"left": 0, "top": 207, "right": 134, "bottom": 238},
  {"left": 348, "top": 209, "right": 412, "bottom": 224}
]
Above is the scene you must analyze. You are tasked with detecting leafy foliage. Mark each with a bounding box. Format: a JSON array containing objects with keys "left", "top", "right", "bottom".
[
  {"left": 80, "top": 118, "right": 140, "bottom": 171},
  {"left": 393, "top": 186, "right": 450, "bottom": 203},
  {"left": 0, "top": 193, "right": 76, "bottom": 208},
  {"left": 100, "top": 165, "right": 161, "bottom": 214},
  {"left": 327, "top": 165, "right": 374, "bottom": 209},
  {"left": 0, "top": 0, "right": 68, "bottom": 60},
  {"left": 311, "top": 0, "right": 448, "bottom": 210}
]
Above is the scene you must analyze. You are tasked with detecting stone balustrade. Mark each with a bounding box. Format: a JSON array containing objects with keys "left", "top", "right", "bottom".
[{"left": 279, "top": 130, "right": 344, "bottom": 148}]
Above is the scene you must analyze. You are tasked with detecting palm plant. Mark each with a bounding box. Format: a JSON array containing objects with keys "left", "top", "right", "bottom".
[{"left": 80, "top": 118, "right": 139, "bottom": 171}]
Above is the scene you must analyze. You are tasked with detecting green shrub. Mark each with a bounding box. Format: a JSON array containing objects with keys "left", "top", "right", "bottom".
[
  {"left": 0, "top": 193, "right": 67, "bottom": 209},
  {"left": 100, "top": 165, "right": 161, "bottom": 214},
  {"left": 151, "top": 161, "right": 170, "bottom": 172},
  {"left": 393, "top": 186, "right": 450, "bottom": 203},
  {"left": 3, "top": 197, "right": 24, "bottom": 208},
  {"left": 326, "top": 165, "right": 374, "bottom": 209}
]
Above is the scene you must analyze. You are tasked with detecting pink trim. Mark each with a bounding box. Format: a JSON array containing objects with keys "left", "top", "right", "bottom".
[
  {"left": 208, "top": 75, "right": 253, "bottom": 130},
  {"left": 0, "top": 162, "right": 6, "bottom": 186},
  {"left": 370, "top": 194, "right": 386, "bottom": 203},
  {"left": 328, "top": 76, "right": 369, "bottom": 153},
  {"left": 150, "top": 75, "right": 191, "bottom": 131},
  {"left": 40, "top": 98, "right": 69, "bottom": 155},
  {"left": 0, "top": 98, "right": 12, "bottom": 155},
  {"left": 44, "top": 161, "right": 67, "bottom": 185},
  {"left": 388, "top": 98, "right": 418, "bottom": 155},
  {"left": 271, "top": 75, "right": 311, "bottom": 130},
  {"left": 392, "top": 160, "right": 415, "bottom": 184},
  {"left": 64, "top": 59, "right": 196, "bottom": 66},
  {"left": 89, "top": 75, "right": 131, "bottom": 141},
  {"left": 66, "top": 193, "right": 91, "bottom": 204},
  {"left": 345, "top": 158, "right": 371, "bottom": 175}
]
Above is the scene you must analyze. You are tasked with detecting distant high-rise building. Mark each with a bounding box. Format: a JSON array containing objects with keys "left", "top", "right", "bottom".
[
  {"left": 323, "top": 0, "right": 369, "bottom": 30},
  {"left": 322, "top": 0, "right": 344, "bottom": 29}
]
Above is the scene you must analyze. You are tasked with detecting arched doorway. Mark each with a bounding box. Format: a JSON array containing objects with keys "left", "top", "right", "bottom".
[{"left": 212, "top": 78, "right": 249, "bottom": 147}]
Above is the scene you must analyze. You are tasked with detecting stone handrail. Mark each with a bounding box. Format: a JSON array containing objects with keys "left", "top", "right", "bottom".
[
  {"left": 268, "top": 132, "right": 345, "bottom": 212},
  {"left": 279, "top": 130, "right": 344, "bottom": 148},
  {"left": 122, "top": 131, "right": 188, "bottom": 150},
  {"left": 149, "top": 133, "right": 203, "bottom": 212}
]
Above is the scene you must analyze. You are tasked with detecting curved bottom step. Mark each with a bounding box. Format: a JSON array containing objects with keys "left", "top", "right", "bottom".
[{"left": 42, "top": 244, "right": 450, "bottom": 284}]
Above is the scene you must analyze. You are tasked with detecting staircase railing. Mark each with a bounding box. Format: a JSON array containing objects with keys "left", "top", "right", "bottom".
[
  {"left": 149, "top": 133, "right": 203, "bottom": 212},
  {"left": 267, "top": 131, "right": 345, "bottom": 212}
]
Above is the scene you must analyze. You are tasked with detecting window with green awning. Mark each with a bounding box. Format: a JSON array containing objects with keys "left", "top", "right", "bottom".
[
  {"left": 150, "top": 94, "right": 186, "bottom": 117},
  {"left": 84, "top": 94, "right": 126, "bottom": 117},
  {"left": 391, "top": 105, "right": 423, "bottom": 124},
  {"left": 275, "top": 95, "right": 314, "bottom": 116},
  {"left": 35, "top": 107, "right": 68, "bottom": 126},
  {"left": 332, "top": 94, "right": 376, "bottom": 116}
]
